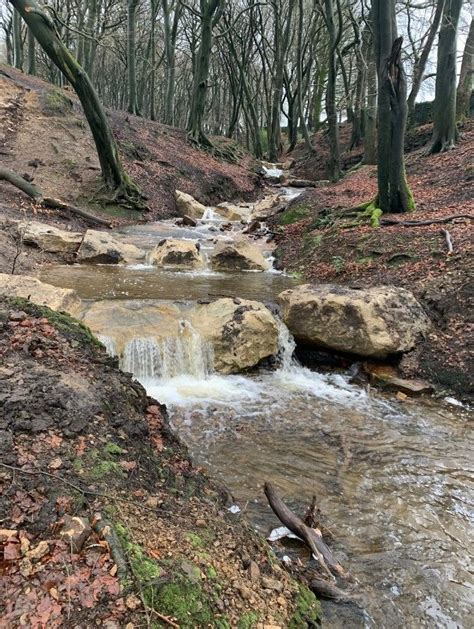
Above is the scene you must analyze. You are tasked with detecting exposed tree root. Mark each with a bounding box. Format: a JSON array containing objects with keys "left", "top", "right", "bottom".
[
  {"left": 187, "top": 131, "right": 239, "bottom": 163},
  {"left": 380, "top": 213, "right": 472, "bottom": 227},
  {"left": 93, "top": 517, "right": 130, "bottom": 583}
]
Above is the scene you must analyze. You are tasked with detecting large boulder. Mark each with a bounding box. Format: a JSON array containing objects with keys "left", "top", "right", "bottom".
[
  {"left": 278, "top": 284, "right": 430, "bottom": 358},
  {"left": 194, "top": 298, "right": 279, "bottom": 374},
  {"left": 215, "top": 202, "right": 251, "bottom": 222},
  {"left": 77, "top": 230, "right": 146, "bottom": 264},
  {"left": 149, "top": 239, "right": 203, "bottom": 269},
  {"left": 175, "top": 190, "right": 206, "bottom": 220},
  {"left": 0, "top": 273, "right": 82, "bottom": 316},
  {"left": 250, "top": 193, "right": 284, "bottom": 221},
  {"left": 81, "top": 298, "right": 279, "bottom": 375},
  {"left": 210, "top": 241, "right": 269, "bottom": 272},
  {"left": 17, "top": 221, "right": 83, "bottom": 253}
]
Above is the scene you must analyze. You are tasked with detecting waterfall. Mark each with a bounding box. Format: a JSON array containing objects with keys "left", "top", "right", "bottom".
[
  {"left": 122, "top": 320, "right": 214, "bottom": 380},
  {"left": 275, "top": 317, "right": 297, "bottom": 372},
  {"left": 97, "top": 334, "right": 117, "bottom": 357}
]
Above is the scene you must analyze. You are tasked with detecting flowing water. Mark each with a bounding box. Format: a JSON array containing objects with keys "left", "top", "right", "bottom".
[{"left": 40, "top": 182, "right": 473, "bottom": 628}]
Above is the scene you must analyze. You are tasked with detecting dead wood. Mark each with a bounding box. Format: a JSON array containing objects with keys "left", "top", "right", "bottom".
[
  {"left": 93, "top": 517, "right": 130, "bottom": 582},
  {"left": 0, "top": 166, "right": 112, "bottom": 227},
  {"left": 380, "top": 213, "right": 472, "bottom": 227},
  {"left": 310, "top": 575, "right": 353, "bottom": 602},
  {"left": 264, "top": 482, "right": 346, "bottom": 580}
]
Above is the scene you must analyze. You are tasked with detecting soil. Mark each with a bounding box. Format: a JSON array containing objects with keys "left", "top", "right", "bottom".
[
  {"left": 273, "top": 121, "right": 474, "bottom": 399},
  {"left": 0, "top": 297, "right": 320, "bottom": 628}
]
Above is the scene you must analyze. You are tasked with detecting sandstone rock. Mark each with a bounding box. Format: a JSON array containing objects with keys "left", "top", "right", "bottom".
[
  {"left": 278, "top": 284, "right": 430, "bottom": 358},
  {"left": 194, "top": 298, "right": 279, "bottom": 373},
  {"left": 175, "top": 189, "right": 206, "bottom": 220},
  {"left": 77, "top": 230, "right": 146, "bottom": 264},
  {"left": 261, "top": 576, "right": 284, "bottom": 592},
  {"left": 248, "top": 560, "right": 260, "bottom": 582},
  {"left": 18, "top": 221, "right": 83, "bottom": 253},
  {"left": 210, "top": 241, "right": 269, "bottom": 272},
  {"left": 182, "top": 215, "right": 197, "bottom": 227},
  {"left": 0, "top": 273, "right": 82, "bottom": 316},
  {"left": 149, "top": 239, "right": 203, "bottom": 269},
  {"left": 363, "top": 363, "right": 433, "bottom": 396},
  {"left": 215, "top": 202, "right": 250, "bottom": 222},
  {"left": 250, "top": 193, "right": 284, "bottom": 221}
]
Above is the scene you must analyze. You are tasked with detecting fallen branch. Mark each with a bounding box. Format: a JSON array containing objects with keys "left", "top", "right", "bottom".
[
  {"left": 264, "top": 482, "right": 346, "bottom": 580},
  {"left": 0, "top": 166, "right": 112, "bottom": 227},
  {"left": 380, "top": 214, "right": 472, "bottom": 227},
  {"left": 310, "top": 576, "right": 353, "bottom": 602},
  {"left": 92, "top": 517, "right": 130, "bottom": 583},
  {"left": 441, "top": 228, "right": 454, "bottom": 254}
]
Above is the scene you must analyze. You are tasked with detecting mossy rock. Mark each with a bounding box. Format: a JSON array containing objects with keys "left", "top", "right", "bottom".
[
  {"left": 279, "top": 204, "right": 310, "bottom": 225},
  {"left": 40, "top": 88, "right": 74, "bottom": 116},
  {"left": 153, "top": 578, "right": 214, "bottom": 628},
  {"left": 238, "top": 611, "right": 260, "bottom": 628}
]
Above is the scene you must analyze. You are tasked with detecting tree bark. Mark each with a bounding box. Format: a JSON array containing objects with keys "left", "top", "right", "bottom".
[
  {"left": 429, "top": 0, "right": 463, "bottom": 153},
  {"left": 13, "top": 6, "right": 23, "bottom": 70},
  {"left": 9, "top": 0, "right": 145, "bottom": 210},
  {"left": 362, "top": 29, "right": 377, "bottom": 165},
  {"left": 127, "top": 0, "right": 140, "bottom": 115},
  {"left": 324, "top": 0, "right": 342, "bottom": 181},
  {"left": 373, "top": 0, "right": 414, "bottom": 213},
  {"left": 456, "top": 16, "right": 474, "bottom": 121},
  {"left": 27, "top": 26, "right": 36, "bottom": 75}
]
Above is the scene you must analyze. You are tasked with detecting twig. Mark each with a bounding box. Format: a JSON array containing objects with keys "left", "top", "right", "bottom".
[
  {"left": 441, "top": 228, "right": 454, "bottom": 254},
  {"left": 380, "top": 213, "right": 472, "bottom": 227}
]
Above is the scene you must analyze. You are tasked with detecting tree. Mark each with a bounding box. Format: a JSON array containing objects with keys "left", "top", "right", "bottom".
[
  {"left": 127, "top": 0, "right": 140, "bottom": 115},
  {"left": 372, "top": 0, "right": 414, "bottom": 214},
  {"left": 428, "top": 0, "right": 463, "bottom": 153},
  {"left": 188, "top": 0, "right": 225, "bottom": 146},
  {"left": 323, "top": 0, "right": 342, "bottom": 181},
  {"left": 456, "top": 15, "right": 473, "bottom": 121},
  {"left": 13, "top": 6, "right": 23, "bottom": 70},
  {"left": 9, "top": 0, "right": 145, "bottom": 210}
]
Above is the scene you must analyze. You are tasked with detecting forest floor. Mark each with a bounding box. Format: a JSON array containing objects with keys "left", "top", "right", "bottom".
[
  {"left": 0, "top": 297, "right": 319, "bottom": 628},
  {"left": 273, "top": 120, "right": 473, "bottom": 399}
]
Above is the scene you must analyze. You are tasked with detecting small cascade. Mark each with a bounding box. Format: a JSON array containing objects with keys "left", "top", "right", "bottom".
[
  {"left": 275, "top": 317, "right": 297, "bottom": 372},
  {"left": 97, "top": 334, "right": 117, "bottom": 357},
  {"left": 122, "top": 320, "right": 214, "bottom": 380}
]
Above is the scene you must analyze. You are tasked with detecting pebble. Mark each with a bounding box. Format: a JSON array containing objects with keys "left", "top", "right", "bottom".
[
  {"left": 248, "top": 560, "right": 260, "bottom": 581},
  {"left": 261, "top": 577, "right": 284, "bottom": 593}
]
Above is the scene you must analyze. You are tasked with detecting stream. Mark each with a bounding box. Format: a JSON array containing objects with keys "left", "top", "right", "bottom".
[{"left": 40, "top": 178, "right": 473, "bottom": 628}]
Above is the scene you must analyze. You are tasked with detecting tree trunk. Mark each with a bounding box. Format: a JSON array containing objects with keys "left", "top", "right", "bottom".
[
  {"left": 27, "top": 27, "right": 36, "bottom": 75},
  {"left": 456, "top": 16, "right": 474, "bottom": 121},
  {"left": 127, "top": 0, "right": 140, "bottom": 115},
  {"left": 188, "top": 0, "right": 223, "bottom": 145},
  {"left": 83, "top": 0, "right": 98, "bottom": 77},
  {"left": 13, "top": 6, "right": 23, "bottom": 70},
  {"left": 407, "top": 0, "right": 445, "bottom": 126},
  {"left": 373, "top": 0, "right": 414, "bottom": 213},
  {"left": 325, "top": 0, "right": 341, "bottom": 181},
  {"left": 9, "top": 0, "right": 145, "bottom": 210},
  {"left": 429, "top": 0, "right": 463, "bottom": 153},
  {"left": 297, "top": 0, "right": 314, "bottom": 154},
  {"left": 363, "top": 28, "right": 377, "bottom": 165}
]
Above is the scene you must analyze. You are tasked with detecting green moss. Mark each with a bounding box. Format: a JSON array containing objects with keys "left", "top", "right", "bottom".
[
  {"left": 207, "top": 566, "right": 218, "bottom": 579},
  {"left": 238, "top": 612, "right": 260, "bottom": 629},
  {"left": 116, "top": 523, "right": 161, "bottom": 585},
  {"left": 104, "top": 442, "right": 126, "bottom": 456},
  {"left": 154, "top": 580, "right": 213, "bottom": 628},
  {"left": 91, "top": 459, "right": 123, "bottom": 479},
  {"left": 279, "top": 204, "right": 310, "bottom": 225},
  {"left": 186, "top": 532, "right": 205, "bottom": 549},
  {"left": 40, "top": 88, "right": 73, "bottom": 116},
  {"left": 288, "top": 585, "right": 321, "bottom": 628},
  {"left": 331, "top": 255, "right": 345, "bottom": 273},
  {"left": 5, "top": 298, "right": 102, "bottom": 349}
]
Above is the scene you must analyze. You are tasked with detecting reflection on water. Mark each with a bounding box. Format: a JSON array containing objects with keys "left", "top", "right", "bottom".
[
  {"left": 40, "top": 265, "right": 299, "bottom": 302},
  {"left": 143, "top": 369, "right": 473, "bottom": 628}
]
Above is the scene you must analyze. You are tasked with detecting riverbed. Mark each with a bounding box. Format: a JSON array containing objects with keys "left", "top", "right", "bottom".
[{"left": 40, "top": 183, "right": 473, "bottom": 628}]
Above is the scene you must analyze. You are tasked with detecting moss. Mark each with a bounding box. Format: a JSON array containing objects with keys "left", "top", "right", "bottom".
[
  {"left": 91, "top": 459, "right": 123, "bottom": 479},
  {"left": 104, "top": 442, "right": 126, "bottom": 456},
  {"left": 279, "top": 204, "right": 310, "bottom": 225},
  {"left": 288, "top": 585, "right": 321, "bottom": 628},
  {"left": 153, "top": 579, "right": 213, "bottom": 628},
  {"left": 186, "top": 532, "right": 205, "bottom": 549},
  {"left": 116, "top": 523, "right": 161, "bottom": 584},
  {"left": 40, "top": 88, "right": 73, "bottom": 116},
  {"left": 237, "top": 612, "right": 260, "bottom": 628},
  {"left": 5, "top": 298, "right": 102, "bottom": 349},
  {"left": 207, "top": 566, "right": 218, "bottom": 579}
]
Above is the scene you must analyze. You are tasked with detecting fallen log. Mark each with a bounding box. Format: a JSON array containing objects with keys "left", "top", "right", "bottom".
[
  {"left": 264, "top": 482, "right": 346, "bottom": 580},
  {"left": 310, "top": 576, "right": 353, "bottom": 602},
  {"left": 380, "top": 213, "right": 472, "bottom": 227},
  {"left": 0, "top": 166, "right": 112, "bottom": 228}
]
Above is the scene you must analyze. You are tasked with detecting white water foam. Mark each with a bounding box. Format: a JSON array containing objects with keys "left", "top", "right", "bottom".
[{"left": 97, "top": 334, "right": 117, "bottom": 357}]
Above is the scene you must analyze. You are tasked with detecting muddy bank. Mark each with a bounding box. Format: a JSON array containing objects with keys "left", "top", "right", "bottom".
[
  {"left": 0, "top": 297, "right": 319, "bottom": 628},
  {"left": 0, "top": 66, "right": 261, "bottom": 224}
]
